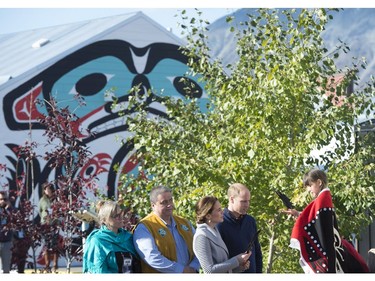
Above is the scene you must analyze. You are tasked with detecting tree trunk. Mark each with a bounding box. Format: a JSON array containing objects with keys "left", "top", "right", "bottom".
[
  {"left": 32, "top": 245, "right": 37, "bottom": 273},
  {"left": 66, "top": 248, "right": 71, "bottom": 274},
  {"left": 266, "top": 229, "right": 275, "bottom": 273}
]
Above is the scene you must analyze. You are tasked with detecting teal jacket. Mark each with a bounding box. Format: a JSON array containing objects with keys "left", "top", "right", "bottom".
[{"left": 83, "top": 225, "right": 138, "bottom": 273}]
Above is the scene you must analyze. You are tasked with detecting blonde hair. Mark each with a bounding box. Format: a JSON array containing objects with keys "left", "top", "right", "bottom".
[
  {"left": 96, "top": 200, "right": 121, "bottom": 226},
  {"left": 228, "top": 183, "right": 250, "bottom": 198}
]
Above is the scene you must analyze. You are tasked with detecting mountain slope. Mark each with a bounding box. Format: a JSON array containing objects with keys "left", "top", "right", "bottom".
[{"left": 206, "top": 8, "right": 375, "bottom": 84}]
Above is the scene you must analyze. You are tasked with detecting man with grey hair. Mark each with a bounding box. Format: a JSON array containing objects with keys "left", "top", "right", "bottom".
[
  {"left": 133, "top": 185, "right": 200, "bottom": 273},
  {"left": 217, "top": 183, "right": 263, "bottom": 273}
]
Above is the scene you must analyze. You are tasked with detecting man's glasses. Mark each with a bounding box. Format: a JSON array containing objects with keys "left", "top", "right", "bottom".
[
  {"left": 158, "top": 198, "right": 174, "bottom": 206},
  {"left": 0, "top": 198, "right": 8, "bottom": 201}
]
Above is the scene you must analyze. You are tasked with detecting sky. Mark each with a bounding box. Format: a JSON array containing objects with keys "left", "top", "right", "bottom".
[
  {"left": 0, "top": 8, "right": 237, "bottom": 37},
  {"left": 1, "top": 0, "right": 373, "bottom": 37}
]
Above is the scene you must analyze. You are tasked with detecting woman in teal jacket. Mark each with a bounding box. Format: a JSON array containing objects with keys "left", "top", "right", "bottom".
[{"left": 83, "top": 200, "right": 139, "bottom": 273}]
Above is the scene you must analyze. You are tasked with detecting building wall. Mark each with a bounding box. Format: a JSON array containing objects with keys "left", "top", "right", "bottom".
[
  {"left": 0, "top": 21, "right": 209, "bottom": 269},
  {"left": 0, "top": 28, "right": 207, "bottom": 219}
]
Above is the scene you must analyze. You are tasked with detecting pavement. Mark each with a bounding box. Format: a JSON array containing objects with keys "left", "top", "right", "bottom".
[{"left": 11, "top": 266, "right": 83, "bottom": 274}]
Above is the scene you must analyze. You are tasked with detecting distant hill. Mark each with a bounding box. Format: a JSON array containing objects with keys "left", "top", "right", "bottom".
[{"left": 206, "top": 8, "right": 375, "bottom": 85}]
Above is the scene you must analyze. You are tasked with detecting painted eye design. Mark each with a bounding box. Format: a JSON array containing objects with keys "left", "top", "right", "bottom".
[
  {"left": 173, "top": 76, "right": 203, "bottom": 99},
  {"left": 75, "top": 73, "right": 111, "bottom": 97}
]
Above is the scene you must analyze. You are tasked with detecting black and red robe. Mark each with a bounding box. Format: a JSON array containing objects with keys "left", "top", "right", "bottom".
[{"left": 289, "top": 188, "right": 369, "bottom": 273}]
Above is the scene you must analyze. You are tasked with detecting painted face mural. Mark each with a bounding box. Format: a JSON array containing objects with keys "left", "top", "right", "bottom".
[{"left": 2, "top": 39, "right": 208, "bottom": 206}]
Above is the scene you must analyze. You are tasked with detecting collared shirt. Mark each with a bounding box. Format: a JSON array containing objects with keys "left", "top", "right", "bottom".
[
  {"left": 133, "top": 214, "right": 200, "bottom": 273},
  {"left": 227, "top": 209, "right": 244, "bottom": 221}
]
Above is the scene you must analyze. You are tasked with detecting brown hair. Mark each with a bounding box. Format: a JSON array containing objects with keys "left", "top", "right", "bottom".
[
  {"left": 195, "top": 196, "right": 218, "bottom": 224},
  {"left": 0, "top": 190, "right": 8, "bottom": 198},
  {"left": 42, "top": 182, "right": 55, "bottom": 191},
  {"left": 303, "top": 168, "right": 328, "bottom": 189}
]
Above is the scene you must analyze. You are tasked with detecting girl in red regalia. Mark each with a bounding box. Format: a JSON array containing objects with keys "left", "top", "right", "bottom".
[{"left": 283, "top": 168, "right": 369, "bottom": 273}]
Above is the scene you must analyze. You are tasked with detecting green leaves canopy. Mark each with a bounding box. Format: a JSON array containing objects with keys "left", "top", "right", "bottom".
[{"left": 119, "top": 8, "right": 375, "bottom": 273}]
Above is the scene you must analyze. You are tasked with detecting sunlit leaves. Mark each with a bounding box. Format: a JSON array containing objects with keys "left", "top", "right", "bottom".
[{"left": 120, "top": 8, "right": 375, "bottom": 273}]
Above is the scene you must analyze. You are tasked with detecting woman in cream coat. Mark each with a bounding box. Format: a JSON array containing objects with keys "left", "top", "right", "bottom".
[{"left": 193, "top": 196, "right": 250, "bottom": 273}]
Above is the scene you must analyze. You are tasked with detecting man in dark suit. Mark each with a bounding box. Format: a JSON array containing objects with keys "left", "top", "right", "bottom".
[{"left": 217, "top": 183, "right": 263, "bottom": 273}]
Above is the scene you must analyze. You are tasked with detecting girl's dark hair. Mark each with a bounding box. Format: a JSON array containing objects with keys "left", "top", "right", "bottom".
[
  {"left": 195, "top": 196, "right": 218, "bottom": 224},
  {"left": 303, "top": 168, "right": 328, "bottom": 188}
]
